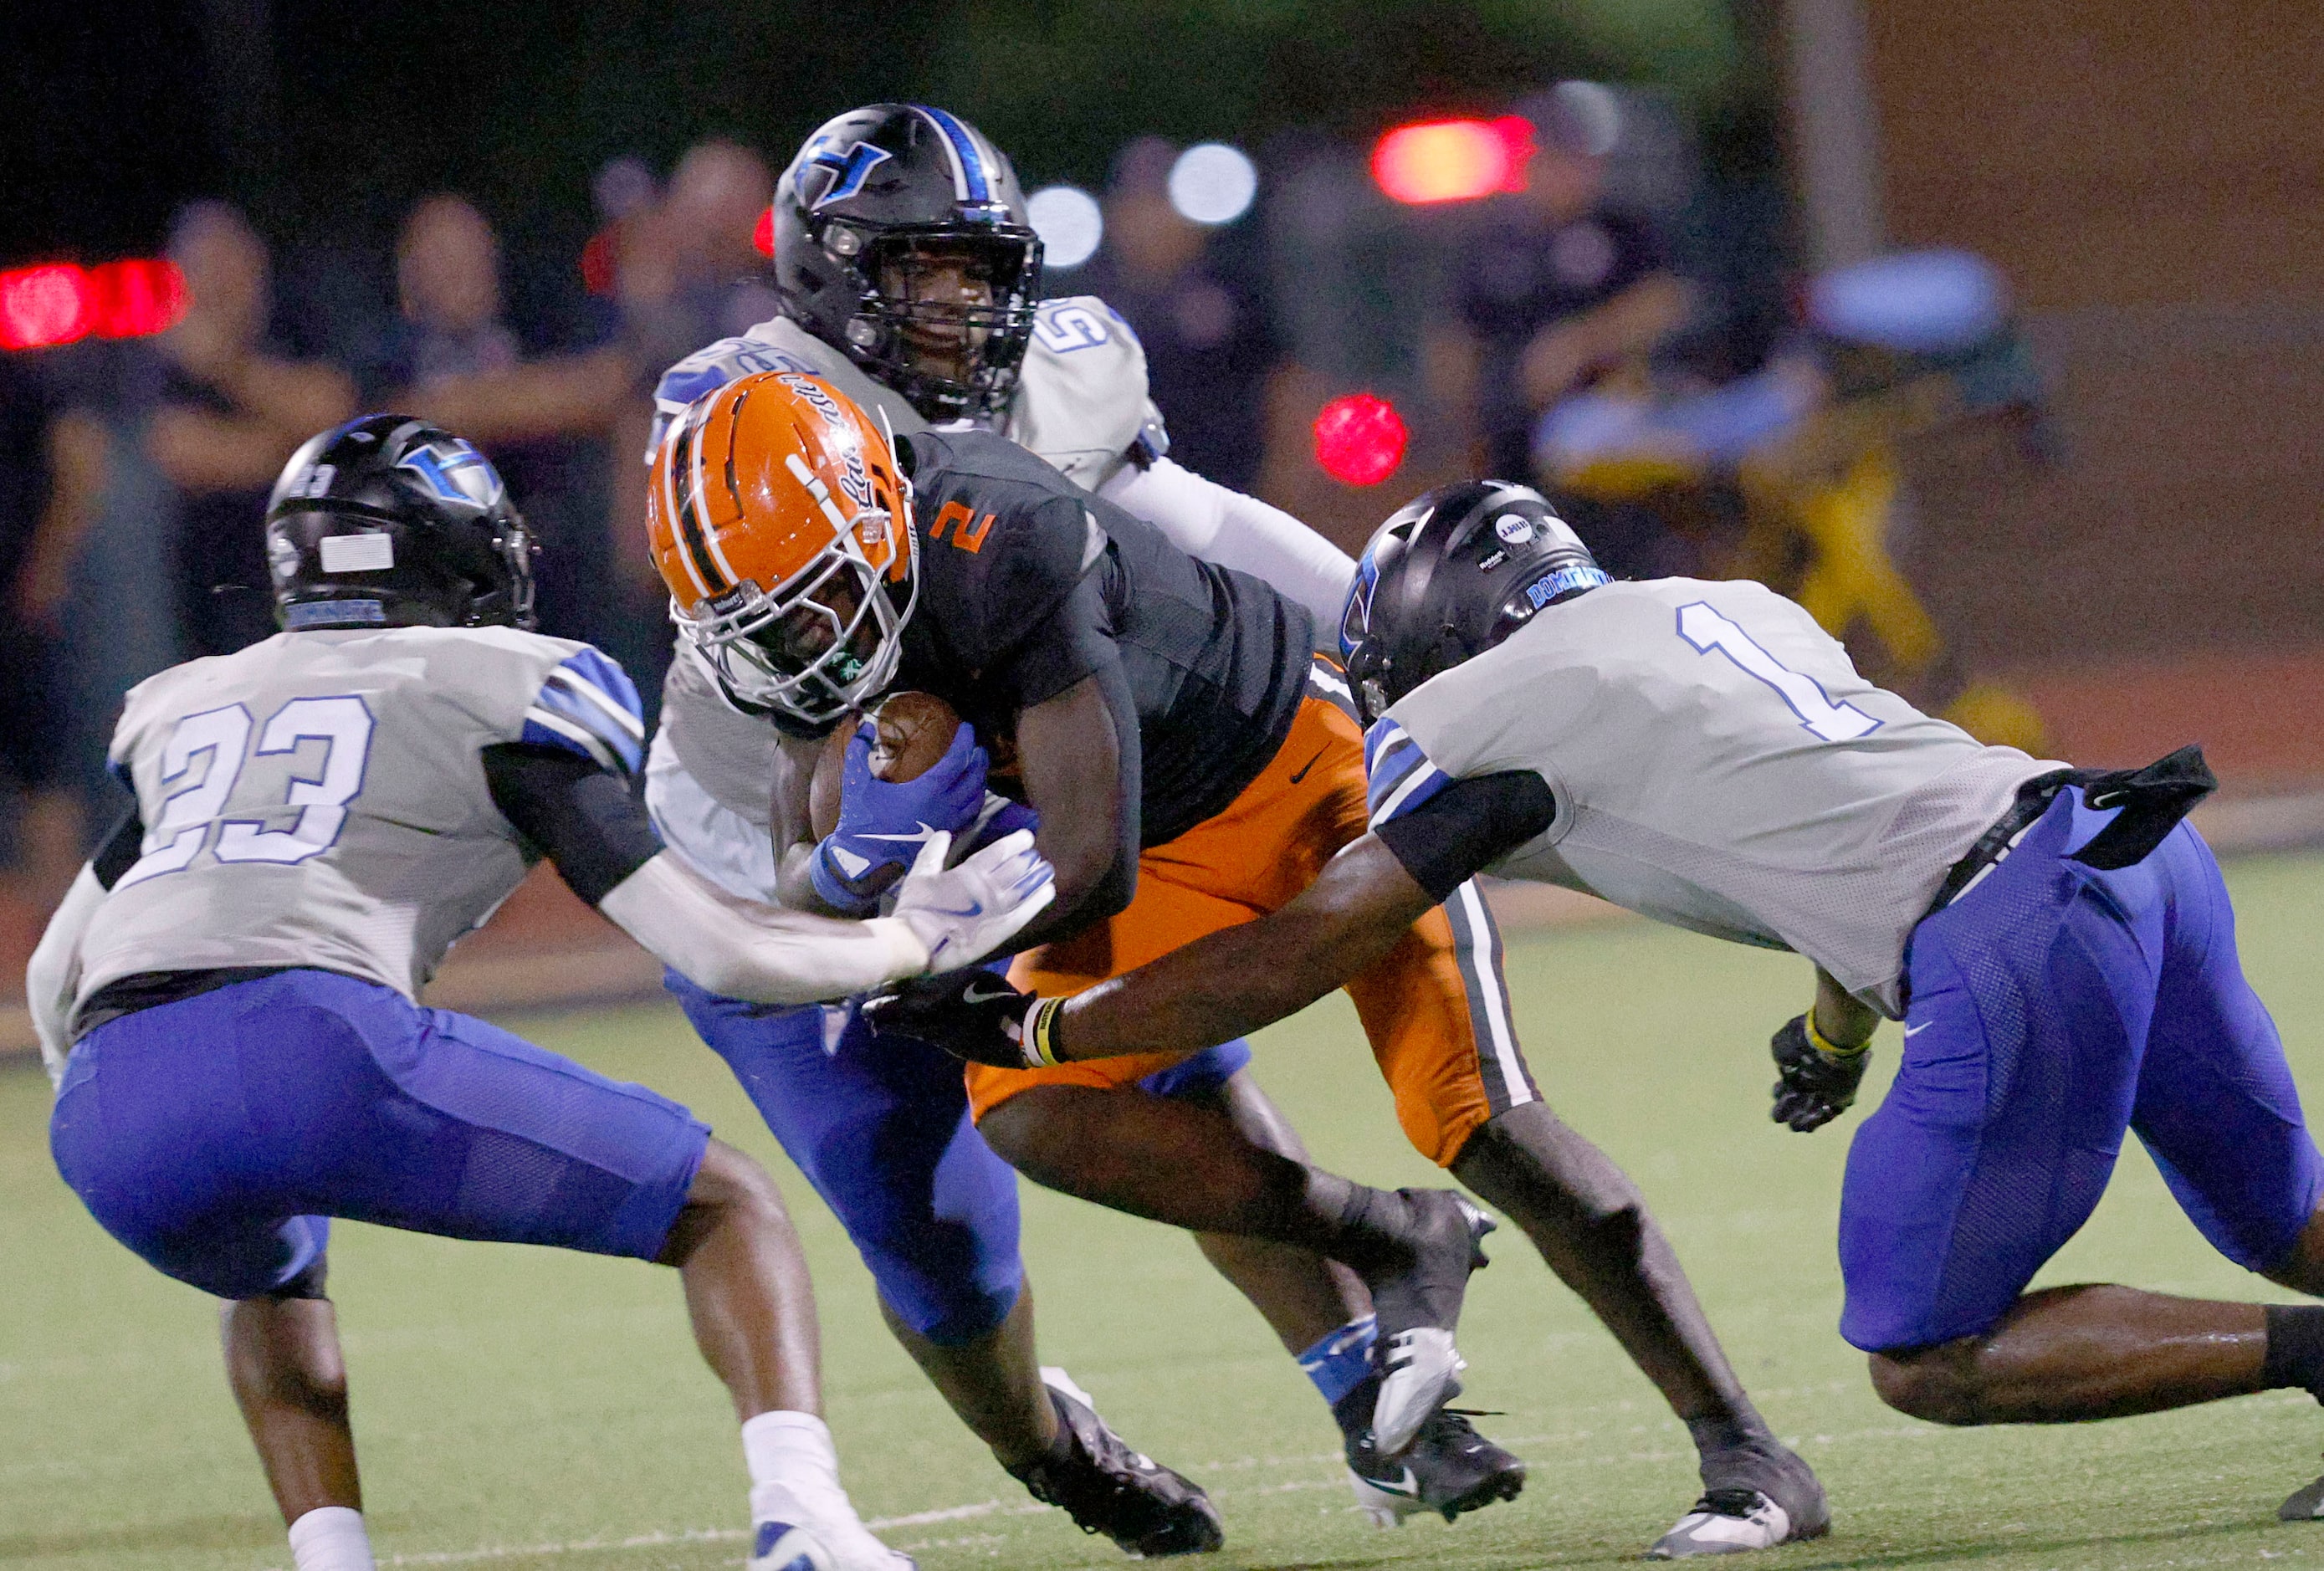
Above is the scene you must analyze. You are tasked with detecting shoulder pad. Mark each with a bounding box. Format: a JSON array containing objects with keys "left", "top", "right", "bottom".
[{"left": 1008, "top": 296, "right": 1151, "bottom": 489}]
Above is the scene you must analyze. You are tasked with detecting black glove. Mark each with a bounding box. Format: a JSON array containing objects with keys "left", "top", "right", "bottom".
[
  {"left": 1769, "top": 1014, "right": 1871, "bottom": 1133},
  {"left": 863, "top": 969, "right": 1058, "bottom": 1069}
]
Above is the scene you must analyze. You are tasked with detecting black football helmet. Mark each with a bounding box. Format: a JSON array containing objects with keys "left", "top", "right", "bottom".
[
  {"left": 264, "top": 415, "right": 536, "bottom": 632},
  {"left": 772, "top": 104, "right": 1042, "bottom": 421},
  {"left": 1340, "top": 481, "right": 1610, "bottom": 725}
]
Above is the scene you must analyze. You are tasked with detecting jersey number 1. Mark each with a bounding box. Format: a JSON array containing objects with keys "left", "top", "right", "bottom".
[
  {"left": 118, "top": 698, "right": 377, "bottom": 888},
  {"left": 1676, "top": 602, "right": 1880, "bottom": 743}
]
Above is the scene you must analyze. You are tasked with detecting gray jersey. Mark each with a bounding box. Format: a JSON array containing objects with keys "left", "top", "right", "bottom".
[
  {"left": 648, "top": 296, "right": 1160, "bottom": 491},
  {"left": 76, "top": 626, "right": 646, "bottom": 1012},
  {"left": 1374, "top": 578, "right": 2060, "bottom": 1013}
]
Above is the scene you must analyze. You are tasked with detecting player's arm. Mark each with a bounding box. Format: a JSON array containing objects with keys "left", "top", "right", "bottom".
[
  {"left": 484, "top": 743, "right": 1050, "bottom": 1002},
  {"left": 1004, "top": 652, "right": 1142, "bottom": 948},
  {"left": 872, "top": 765, "right": 1554, "bottom": 1065},
  {"left": 24, "top": 804, "right": 145, "bottom": 1087},
  {"left": 1098, "top": 456, "right": 1355, "bottom": 630}
]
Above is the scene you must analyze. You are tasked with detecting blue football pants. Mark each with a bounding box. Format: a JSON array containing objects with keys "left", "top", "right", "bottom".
[
  {"left": 50, "top": 970, "right": 709, "bottom": 1300},
  {"left": 1839, "top": 789, "right": 2324, "bottom": 1352}
]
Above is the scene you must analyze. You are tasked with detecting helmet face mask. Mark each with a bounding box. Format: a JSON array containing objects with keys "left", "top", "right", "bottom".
[
  {"left": 773, "top": 105, "right": 1043, "bottom": 422},
  {"left": 1341, "top": 483, "right": 1609, "bottom": 727},
  {"left": 650, "top": 372, "right": 918, "bottom": 728}
]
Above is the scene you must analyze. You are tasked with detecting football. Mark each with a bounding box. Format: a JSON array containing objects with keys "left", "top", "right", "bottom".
[{"left": 806, "top": 691, "right": 962, "bottom": 841}]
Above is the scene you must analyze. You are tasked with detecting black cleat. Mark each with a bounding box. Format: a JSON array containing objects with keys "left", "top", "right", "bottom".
[
  {"left": 1339, "top": 1380, "right": 1527, "bottom": 1528},
  {"left": 1648, "top": 1439, "right": 1829, "bottom": 1558},
  {"left": 1006, "top": 1369, "right": 1224, "bottom": 1558},
  {"left": 1358, "top": 1190, "right": 1496, "bottom": 1455}
]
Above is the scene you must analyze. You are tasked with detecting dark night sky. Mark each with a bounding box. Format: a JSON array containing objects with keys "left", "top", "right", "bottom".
[{"left": 5, "top": 1, "right": 1758, "bottom": 269}]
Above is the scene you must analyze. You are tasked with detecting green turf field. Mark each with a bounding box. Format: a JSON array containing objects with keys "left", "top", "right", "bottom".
[{"left": 8, "top": 852, "right": 2324, "bottom": 1571}]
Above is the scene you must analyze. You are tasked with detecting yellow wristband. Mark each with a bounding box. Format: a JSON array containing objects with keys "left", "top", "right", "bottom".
[
  {"left": 1024, "top": 998, "right": 1067, "bottom": 1068},
  {"left": 1804, "top": 1009, "right": 1869, "bottom": 1058}
]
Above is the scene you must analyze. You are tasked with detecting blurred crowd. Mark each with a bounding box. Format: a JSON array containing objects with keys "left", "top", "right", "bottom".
[{"left": 0, "top": 91, "right": 1824, "bottom": 902}]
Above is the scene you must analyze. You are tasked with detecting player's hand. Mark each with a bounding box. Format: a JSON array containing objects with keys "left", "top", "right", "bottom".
[
  {"left": 888, "top": 829, "right": 1056, "bottom": 973},
  {"left": 811, "top": 721, "right": 989, "bottom": 915},
  {"left": 863, "top": 966, "right": 1057, "bottom": 1070},
  {"left": 1769, "top": 1014, "right": 1871, "bottom": 1133}
]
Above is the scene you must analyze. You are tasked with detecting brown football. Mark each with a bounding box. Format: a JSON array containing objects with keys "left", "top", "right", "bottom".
[{"left": 806, "top": 692, "right": 963, "bottom": 841}]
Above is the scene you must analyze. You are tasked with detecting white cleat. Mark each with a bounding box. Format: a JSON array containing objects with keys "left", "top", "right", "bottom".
[
  {"left": 752, "top": 1480, "right": 916, "bottom": 1571},
  {"left": 1647, "top": 1487, "right": 1823, "bottom": 1558},
  {"left": 1372, "top": 1327, "right": 1465, "bottom": 1457}
]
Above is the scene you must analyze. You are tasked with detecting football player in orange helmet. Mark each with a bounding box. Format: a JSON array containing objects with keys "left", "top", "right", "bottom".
[{"left": 643, "top": 372, "right": 1809, "bottom": 1554}]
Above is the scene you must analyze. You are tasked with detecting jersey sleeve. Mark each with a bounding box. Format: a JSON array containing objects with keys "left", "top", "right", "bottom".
[
  {"left": 1006, "top": 297, "right": 1154, "bottom": 489},
  {"left": 518, "top": 646, "right": 647, "bottom": 777},
  {"left": 1364, "top": 717, "right": 1558, "bottom": 901},
  {"left": 648, "top": 334, "right": 829, "bottom": 459}
]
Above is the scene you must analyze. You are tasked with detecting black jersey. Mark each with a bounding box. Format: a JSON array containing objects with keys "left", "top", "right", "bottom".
[{"left": 890, "top": 427, "right": 1311, "bottom": 848}]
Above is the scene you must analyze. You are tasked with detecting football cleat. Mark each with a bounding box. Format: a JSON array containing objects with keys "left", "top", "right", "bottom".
[
  {"left": 1005, "top": 1368, "right": 1224, "bottom": 1558},
  {"left": 750, "top": 1480, "right": 914, "bottom": 1571},
  {"left": 2279, "top": 1470, "right": 2324, "bottom": 1519},
  {"left": 750, "top": 1518, "right": 835, "bottom": 1571},
  {"left": 1345, "top": 1403, "right": 1527, "bottom": 1527},
  {"left": 1647, "top": 1488, "right": 1815, "bottom": 1558},
  {"left": 1360, "top": 1192, "right": 1496, "bottom": 1455}
]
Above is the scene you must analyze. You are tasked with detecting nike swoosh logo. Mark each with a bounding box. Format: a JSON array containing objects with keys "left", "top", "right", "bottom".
[
  {"left": 1287, "top": 748, "right": 1328, "bottom": 785},
  {"left": 1364, "top": 1466, "right": 1421, "bottom": 1498},
  {"left": 960, "top": 981, "right": 1015, "bottom": 1003},
  {"left": 1904, "top": 1021, "right": 1932, "bottom": 1036},
  {"left": 927, "top": 901, "right": 986, "bottom": 920},
  {"left": 858, "top": 822, "right": 945, "bottom": 844}
]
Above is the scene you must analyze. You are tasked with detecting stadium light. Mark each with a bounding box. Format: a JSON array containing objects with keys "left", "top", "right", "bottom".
[
  {"left": 1313, "top": 393, "right": 1409, "bottom": 486},
  {"left": 0, "top": 259, "right": 189, "bottom": 350},
  {"left": 90, "top": 258, "right": 188, "bottom": 338},
  {"left": 1027, "top": 186, "right": 1103, "bottom": 269},
  {"left": 0, "top": 264, "right": 95, "bottom": 351},
  {"left": 752, "top": 206, "right": 776, "bottom": 259},
  {"left": 1167, "top": 143, "right": 1258, "bottom": 226},
  {"left": 1370, "top": 116, "right": 1535, "bottom": 205}
]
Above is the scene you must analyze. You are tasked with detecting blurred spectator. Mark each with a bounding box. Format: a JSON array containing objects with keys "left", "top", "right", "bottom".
[
  {"left": 146, "top": 202, "right": 357, "bottom": 655},
  {"left": 1082, "top": 138, "right": 1285, "bottom": 493},
  {"left": 372, "top": 193, "right": 657, "bottom": 693},
  {"left": 1456, "top": 88, "right": 1692, "bottom": 484},
  {"left": 617, "top": 141, "right": 780, "bottom": 373},
  {"left": 0, "top": 356, "right": 80, "bottom": 898}
]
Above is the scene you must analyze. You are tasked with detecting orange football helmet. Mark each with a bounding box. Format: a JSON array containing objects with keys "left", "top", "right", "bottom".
[{"left": 648, "top": 371, "right": 916, "bottom": 724}]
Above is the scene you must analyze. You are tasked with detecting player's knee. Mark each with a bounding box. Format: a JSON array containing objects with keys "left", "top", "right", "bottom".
[
  {"left": 663, "top": 1139, "right": 793, "bottom": 1265},
  {"left": 1867, "top": 1343, "right": 1991, "bottom": 1425}
]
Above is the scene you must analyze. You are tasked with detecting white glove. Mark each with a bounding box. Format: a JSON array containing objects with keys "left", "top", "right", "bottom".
[{"left": 888, "top": 829, "right": 1056, "bottom": 973}]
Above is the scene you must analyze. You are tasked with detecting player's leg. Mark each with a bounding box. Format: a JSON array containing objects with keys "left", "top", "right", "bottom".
[
  {"left": 1861, "top": 822, "right": 2324, "bottom": 1486},
  {"left": 669, "top": 980, "right": 1219, "bottom": 1557}
]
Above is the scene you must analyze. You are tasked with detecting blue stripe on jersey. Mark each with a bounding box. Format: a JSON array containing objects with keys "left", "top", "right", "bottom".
[
  {"left": 522, "top": 649, "right": 644, "bottom": 775},
  {"left": 913, "top": 105, "right": 991, "bottom": 202},
  {"left": 1362, "top": 717, "right": 1454, "bottom": 827},
  {"left": 657, "top": 361, "right": 734, "bottom": 412}
]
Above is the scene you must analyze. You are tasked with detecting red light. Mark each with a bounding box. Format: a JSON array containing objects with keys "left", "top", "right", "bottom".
[
  {"left": 581, "top": 228, "right": 620, "bottom": 296},
  {"left": 753, "top": 207, "right": 775, "bottom": 259},
  {"left": 0, "top": 264, "right": 96, "bottom": 350},
  {"left": 1313, "top": 394, "right": 1409, "bottom": 486},
  {"left": 90, "top": 258, "right": 187, "bottom": 338},
  {"left": 1372, "top": 118, "right": 1533, "bottom": 205}
]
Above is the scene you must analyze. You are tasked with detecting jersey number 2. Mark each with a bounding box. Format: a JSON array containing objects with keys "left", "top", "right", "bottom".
[
  {"left": 118, "top": 698, "right": 377, "bottom": 888},
  {"left": 1676, "top": 602, "right": 1880, "bottom": 742}
]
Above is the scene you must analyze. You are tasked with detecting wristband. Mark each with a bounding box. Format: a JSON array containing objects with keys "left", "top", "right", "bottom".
[
  {"left": 1024, "top": 996, "right": 1067, "bottom": 1067},
  {"left": 1804, "top": 1008, "right": 1870, "bottom": 1058}
]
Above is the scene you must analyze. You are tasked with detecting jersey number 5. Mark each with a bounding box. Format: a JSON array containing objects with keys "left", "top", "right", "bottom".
[
  {"left": 1676, "top": 602, "right": 1881, "bottom": 743},
  {"left": 117, "top": 698, "right": 377, "bottom": 888}
]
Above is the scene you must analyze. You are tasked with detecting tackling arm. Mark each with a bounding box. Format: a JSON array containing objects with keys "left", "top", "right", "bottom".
[{"left": 1098, "top": 457, "right": 1356, "bottom": 630}]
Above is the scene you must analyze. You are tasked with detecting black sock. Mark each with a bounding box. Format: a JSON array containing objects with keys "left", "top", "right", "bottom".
[
  {"left": 1314, "top": 1180, "right": 1415, "bottom": 1278},
  {"left": 1331, "top": 1369, "right": 1382, "bottom": 1438},
  {"left": 2262, "top": 1305, "right": 2324, "bottom": 1398}
]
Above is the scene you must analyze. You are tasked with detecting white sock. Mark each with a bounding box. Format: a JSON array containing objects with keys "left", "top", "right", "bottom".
[
  {"left": 744, "top": 1409, "right": 839, "bottom": 1495},
  {"left": 287, "top": 1506, "right": 374, "bottom": 1571}
]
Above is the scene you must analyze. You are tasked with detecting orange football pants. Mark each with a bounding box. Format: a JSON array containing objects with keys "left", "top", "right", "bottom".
[{"left": 967, "top": 677, "right": 1538, "bottom": 1167}]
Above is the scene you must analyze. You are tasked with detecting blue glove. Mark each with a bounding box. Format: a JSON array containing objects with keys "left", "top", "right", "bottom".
[{"left": 810, "top": 719, "right": 989, "bottom": 915}]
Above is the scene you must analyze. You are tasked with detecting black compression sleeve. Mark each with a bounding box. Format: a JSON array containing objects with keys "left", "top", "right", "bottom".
[
  {"left": 90, "top": 803, "right": 144, "bottom": 890},
  {"left": 480, "top": 744, "right": 663, "bottom": 906},
  {"left": 1372, "top": 770, "right": 1559, "bottom": 903}
]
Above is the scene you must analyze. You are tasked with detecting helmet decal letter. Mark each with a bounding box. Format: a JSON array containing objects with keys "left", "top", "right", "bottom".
[{"left": 804, "top": 138, "right": 894, "bottom": 210}]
